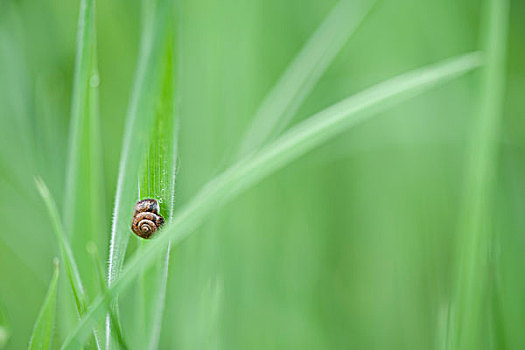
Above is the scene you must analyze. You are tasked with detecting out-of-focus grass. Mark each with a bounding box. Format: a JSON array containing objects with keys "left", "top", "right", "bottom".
[
  {"left": 452, "top": 0, "right": 509, "bottom": 349},
  {"left": 62, "top": 52, "right": 482, "bottom": 348},
  {"left": 28, "top": 258, "right": 59, "bottom": 350},
  {"left": 0, "top": 0, "right": 523, "bottom": 349},
  {"left": 64, "top": 0, "right": 106, "bottom": 302},
  {"left": 35, "top": 177, "right": 102, "bottom": 348},
  {"left": 237, "top": 0, "right": 375, "bottom": 158}
]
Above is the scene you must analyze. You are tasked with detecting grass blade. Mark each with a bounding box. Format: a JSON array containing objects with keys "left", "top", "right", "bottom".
[
  {"left": 28, "top": 258, "right": 59, "bottom": 350},
  {"left": 35, "top": 177, "right": 101, "bottom": 349},
  {"left": 237, "top": 0, "right": 375, "bottom": 157},
  {"left": 145, "top": 246, "right": 171, "bottom": 350},
  {"left": 135, "top": 27, "right": 178, "bottom": 350},
  {"left": 87, "top": 243, "right": 129, "bottom": 350},
  {"left": 61, "top": 52, "right": 482, "bottom": 348},
  {"left": 105, "top": 0, "right": 173, "bottom": 346},
  {"left": 36, "top": 178, "right": 88, "bottom": 316},
  {"left": 451, "top": 0, "right": 509, "bottom": 348},
  {"left": 63, "top": 0, "right": 106, "bottom": 296}
]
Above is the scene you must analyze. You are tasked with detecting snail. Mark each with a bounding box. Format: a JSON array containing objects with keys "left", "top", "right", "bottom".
[{"left": 131, "top": 199, "right": 165, "bottom": 239}]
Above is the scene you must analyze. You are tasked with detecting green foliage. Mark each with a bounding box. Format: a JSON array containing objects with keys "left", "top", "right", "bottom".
[
  {"left": 35, "top": 178, "right": 88, "bottom": 317},
  {"left": 61, "top": 52, "right": 481, "bottom": 348},
  {"left": 135, "top": 13, "right": 178, "bottom": 350},
  {"left": 28, "top": 259, "right": 59, "bottom": 350},
  {"left": 106, "top": 0, "right": 171, "bottom": 295},
  {"left": 104, "top": 0, "right": 175, "bottom": 347},
  {"left": 87, "top": 243, "right": 129, "bottom": 349},
  {"left": 64, "top": 0, "right": 106, "bottom": 300},
  {"left": 0, "top": 0, "right": 520, "bottom": 349},
  {"left": 238, "top": 0, "right": 375, "bottom": 157},
  {"left": 452, "top": 0, "right": 509, "bottom": 349},
  {"left": 35, "top": 178, "right": 101, "bottom": 348}
]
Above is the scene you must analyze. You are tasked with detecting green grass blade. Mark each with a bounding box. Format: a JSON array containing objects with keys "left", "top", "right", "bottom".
[
  {"left": 237, "top": 0, "right": 375, "bottom": 158},
  {"left": 35, "top": 177, "right": 101, "bottom": 349},
  {"left": 61, "top": 52, "right": 482, "bottom": 348},
  {"left": 87, "top": 243, "right": 129, "bottom": 350},
  {"left": 28, "top": 258, "right": 59, "bottom": 350},
  {"left": 105, "top": 0, "right": 172, "bottom": 346},
  {"left": 145, "top": 246, "right": 171, "bottom": 350},
  {"left": 451, "top": 0, "right": 509, "bottom": 349},
  {"left": 86, "top": 243, "right": 106, "bottom": 305},
  {"left": 63, "top": 0, "right": 106, "bottom": 297},
  {"left": 135, "top": 27, "right": 178, "bottom": 350},
  {"left": 36, "top": 178, "right": 88, "bottom": 316}
]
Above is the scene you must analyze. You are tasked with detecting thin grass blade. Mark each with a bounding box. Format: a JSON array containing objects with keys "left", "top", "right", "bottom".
[
  {"left": 87, "top": 243, "right": 129, "bottom": 350},
  {"left": 36, "top": 178, "right": 88, "bottom": 315},
  {"left": 61, "top": 52, "right": 482, "bottom": 349},
  {"left": 28, "top": 258, "right": 59, "bottom": 350},
  {"left": 35, "top": 177, "right": 101, "bottom": 348},
  {"left": 237, "top": 0, "right": 375, "bottom": 158},
  {"left": 105, "top": 0, "right": 173, "bottom": 346},
  {"left": 63, "top": 0, "right": 106, "bottom": 295},
  {"left": 451, "top": 0, "right": 509, "bottom": 349}
]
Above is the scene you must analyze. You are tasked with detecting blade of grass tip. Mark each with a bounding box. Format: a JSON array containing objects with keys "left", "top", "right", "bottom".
[
  {"left": 451, "top": 0, "right": 509, "bottom": 349},
  {"left": 28, "top": 258, "right": 59, "bottom": 350},
  {"left": 135, "top": 26, "right": 178, "bottom": 350},
  {"left": 61, "top": 52, "right": 483, "bottom": 349},
  {"left": 36, "top": 177, "right": 87, "bottom": 315},
  {"left": 64, "top": 0, "right": 106, "bottom": 298},
  {"left": 87, "top": 243, "right": 129, "bottom": 350},
  {"left": 237, "top": 0, "right": 376, "bottom": 158},
  {"left": 35, "top": 177, "right": 101, "bottom": 349},
  {"left": 105, "top": 0, "right": 172, "bottom": 346}
]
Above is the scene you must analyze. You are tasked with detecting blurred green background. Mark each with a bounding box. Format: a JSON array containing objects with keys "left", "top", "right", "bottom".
[{"left": 0, "top": 0, "right": 524, "bottom": 348}]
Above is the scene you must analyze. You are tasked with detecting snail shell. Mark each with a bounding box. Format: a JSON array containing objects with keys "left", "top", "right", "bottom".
[{"left": 131, "top": 199, "right": 165, "bottom": 239}]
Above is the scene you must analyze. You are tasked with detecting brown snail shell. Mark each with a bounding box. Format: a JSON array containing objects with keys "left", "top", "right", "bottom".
[{"left": 131, "top": 199, "right": 165, "bottom": 239}]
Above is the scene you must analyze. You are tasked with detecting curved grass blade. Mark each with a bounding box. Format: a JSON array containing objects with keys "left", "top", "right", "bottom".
[
  {"left": 451, "top": 0, "right": 509, "bottom": 349},
  {"left": 237, "top": 0, "right": 376, "bottom": 158},
  {"left": 28, "top": 258, "right": 59, "bottom": 350},
  {"left": 61, "top": 52, "right": 483, "bottom": 349},
  {"left": 105, "top": 0, "right": 173, "bottom": 346},
  {"left": 35, "top": 177, "right": 101, "bottom": 349},
  {"left": 63, "top": 0, "right": 106, "bottom": 296}
]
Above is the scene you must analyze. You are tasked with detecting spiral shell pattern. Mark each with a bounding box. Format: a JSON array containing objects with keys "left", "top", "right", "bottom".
[{"left": 131, "top": 199, "right": 165, "bottom": 239}]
